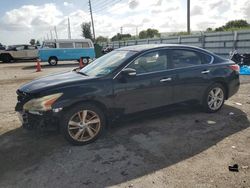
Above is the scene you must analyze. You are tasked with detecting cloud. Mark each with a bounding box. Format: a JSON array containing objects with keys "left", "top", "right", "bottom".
[
  {"left": 191, "top": 6, "right": 203, "bottom": 16},
  {"left": 1, "top": 0, "right": 250, "bottom": 45},
  {"left": 63, "top": 2, "right": 74, "bottom": 8},
  {"left": 128, "top": 0, "right": 139, "bottom": 9},
  {"left": 1, "top": 4, "right": 62, "bottom": 31}
]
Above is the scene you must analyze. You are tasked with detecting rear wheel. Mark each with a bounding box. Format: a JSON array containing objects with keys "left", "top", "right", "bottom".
[
  {"left": 48, "top": 57, "right": 58, "bottom": 66},
  {"left": 2, "top": 54, "right": 12, "bottom": 63},
  {"left": 61, "top": 103, "right": 106, "bottom": 145},
  {"left": 202, "top": 83, "right": 225, "bottom": 113}
]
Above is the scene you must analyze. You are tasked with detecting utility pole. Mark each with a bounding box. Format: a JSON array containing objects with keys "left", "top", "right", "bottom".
[
  {"left": 47, "top": 33, "right": 49, "bottom": 40},
  {"left": 187, "top": 0, "right": 190, "bottom": 34},
  {"left": 54, "top": 26, "right": 58, "bottom": 39},
  {"left": 68, "top": 17, "right": 72, "bottom": 39},
  {"left": 88, "top": 0, "right": 96, "bottom": 41},
  {"left": 136, "top": 26, "right": 138, "bottom": 37},
  {"left": 120, "top": 27, "right": 123, "bottom": 34},
  {"left": 50, "top": 30, "right": 53, "bottom": 40}
]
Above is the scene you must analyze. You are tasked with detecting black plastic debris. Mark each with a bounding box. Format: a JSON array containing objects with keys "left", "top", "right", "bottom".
[{"left": 229, "top": 164, "right": 239, "bottom": 172}]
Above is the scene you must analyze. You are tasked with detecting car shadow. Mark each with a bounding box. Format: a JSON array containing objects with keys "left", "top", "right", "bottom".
[{"left": 0, "top": 104, "right": 249, "bottom": 187}]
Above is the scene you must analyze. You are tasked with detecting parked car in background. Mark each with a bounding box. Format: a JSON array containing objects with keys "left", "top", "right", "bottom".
[
  {"left": 0, "top": 44, "right": 38, "bottom": 63},
  {"left": 15, "top": 44, "right": 240, "bottom": 145},
  {"left": 0, "top": 43, "right": 5, "bottom": 50},
  {"left": 102, "top": 46, "right": 114, "bottom": 54},
  {"left": 39, "top": 39, "right": 95, "bottom": 66}
]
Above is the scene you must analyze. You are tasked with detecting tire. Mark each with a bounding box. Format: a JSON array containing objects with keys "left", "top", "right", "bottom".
[
  {"left": 2, "top": 54, "right": 12, "bottom": 63},
  {"left": 202, "top": 83, "right": 225, "bottom": 113},
  {"left": 60, "top": 103, "right": 106, "bottom": 145},
  {"left": 82, "top": 57, "right": 89, "bottom": 64},
  {"left": 48, "top": 57, "right": 58, "bottom": 66}
]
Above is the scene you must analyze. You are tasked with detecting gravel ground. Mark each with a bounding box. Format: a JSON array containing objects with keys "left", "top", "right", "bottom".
[{"left": 0, "top": 61, "right": 249, "bottom": 188}]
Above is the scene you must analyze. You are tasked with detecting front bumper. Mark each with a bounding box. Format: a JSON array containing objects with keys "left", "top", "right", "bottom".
[{"left": 16, "top": 110, "right": 60, "bottom": 131}]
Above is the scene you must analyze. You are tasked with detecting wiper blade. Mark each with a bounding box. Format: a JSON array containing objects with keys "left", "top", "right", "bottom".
[{"left": 77, "top": 71, "right": 88, "bottom": 76}]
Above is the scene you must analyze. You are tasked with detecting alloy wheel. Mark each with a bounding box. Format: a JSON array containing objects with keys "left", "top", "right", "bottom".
[
  {"left": 207, "top": 87, "right": 224, "bottom": 110},
  {"left": 68, "top": 110, "right": 101, "bottom": 142}
]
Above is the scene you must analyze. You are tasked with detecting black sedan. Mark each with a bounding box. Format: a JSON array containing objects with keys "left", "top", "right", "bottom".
[{"left": 15, "top": 44, "right": 240, "bottom": 145}]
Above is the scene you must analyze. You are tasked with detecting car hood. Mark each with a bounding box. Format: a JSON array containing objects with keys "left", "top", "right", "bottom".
[{"left": 19, "top": 71, "right": 93, "bottom": 93}]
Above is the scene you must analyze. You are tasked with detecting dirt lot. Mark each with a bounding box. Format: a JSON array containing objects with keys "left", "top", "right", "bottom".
[{"left": 0, "top": 61, "right": 249, "bottom": 188}]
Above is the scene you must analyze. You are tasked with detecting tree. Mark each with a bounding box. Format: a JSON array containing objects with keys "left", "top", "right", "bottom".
[
  {"left": 214, "top": 20, "right": 250, "bottom": 32},
  {"left": 111, "top": 33, "right": 132, "bottom": 41},
  {"left": 96, "top": 36, "right": 108, "bottom": 43},
  {"left": 224, "top": 20, "right": 249, "bottom": 29},
  {"left": 36, "top": 40, "right": 41, "bottom": 46},
  {"left": 206, "top": 28, "right": 213, "bottom": 32},
  {"left": 29, "top": 39, "right": 36, "bottom": 45},
  {"left": 139, "top": 28, "right": 160, "bottom": 39},
  {"left": 81, "top": 22, "right": 93, "bottom": 41},
  {"left": 139, "top": 30, "right": 147, "bottom": 39}
]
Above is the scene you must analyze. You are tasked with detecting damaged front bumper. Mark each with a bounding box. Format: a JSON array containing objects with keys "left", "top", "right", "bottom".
[{"left": 16, "top": 109, "right": 61, "bottom": 131}]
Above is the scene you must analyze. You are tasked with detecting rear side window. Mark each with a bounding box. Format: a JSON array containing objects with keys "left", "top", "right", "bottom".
[
  {"left": 43, "top": 43, "right": 56, "bottom": 48},
  {"left": 16, "top": 46, "right": 25, "bottom": 51},
  {"left": 75, "top": 42, "right": 90, "bottom": 48},
  {"left": 201, "top": 53, "right": 213, "bottom": 64},
  {"left": 27, "top": 46, "right": 37, "bottom": 50},
  {"left": 59, "top": 42, "right": 74, "bottom": 48},
  {"left": 171, "top": 50, "right": 202, "bottom": 68}
]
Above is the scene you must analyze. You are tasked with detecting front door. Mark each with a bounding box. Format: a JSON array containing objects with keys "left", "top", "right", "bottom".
[{"left": 113, "top": 49, "right": 175, "bottom": 114}]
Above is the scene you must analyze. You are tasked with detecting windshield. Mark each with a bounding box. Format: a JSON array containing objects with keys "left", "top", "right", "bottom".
[{"left": 80, "top": 50, "right": 136, "bottom": 77}]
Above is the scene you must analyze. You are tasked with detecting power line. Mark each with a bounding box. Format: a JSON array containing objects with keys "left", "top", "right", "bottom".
[{"left": 92, "top": 0, "right": 123, "bottom": 13}]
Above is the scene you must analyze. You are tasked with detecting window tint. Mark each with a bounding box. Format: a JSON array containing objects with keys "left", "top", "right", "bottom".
[
  {"left": 171, "top": 50, "right": 202, "bottom": 68},
  {"left": 201, "top": 53, "right": 212, "bottom": 64},
  {"left": 27, "top": 46, "right": 36, "bottom": 50},
  {"left": 59, "top": 42, "right": 74, "bottom": 48},
  {"left": 43, "top": 42, "right": 56, "bottom": 48},
  {"left": 75, "top": 42, "right": 90, "bottom": 48},
  {"left": 128, "top": 51, "right": 168, "bottom": 74},
  {"left": 16, "top": 46, "right": 25, "bottom": 51}
]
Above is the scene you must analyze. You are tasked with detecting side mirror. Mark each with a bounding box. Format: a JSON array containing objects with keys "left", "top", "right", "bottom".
[{"left": 121, "top": 68, "right": 136, "bottom": 77}]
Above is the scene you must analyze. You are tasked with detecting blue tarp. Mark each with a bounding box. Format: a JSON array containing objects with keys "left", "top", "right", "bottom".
[{"left": 240, "top": 66, "right": 250, "bottom": 75}]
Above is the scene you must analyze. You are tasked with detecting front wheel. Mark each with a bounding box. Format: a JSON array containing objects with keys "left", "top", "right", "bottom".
[
  {"left": 202, "top": 83, "right": 225, "bottom": 113},
  {"left": 61, "top": 103, "right": 106, "bottom": 145},
  {"left": 48, "top": 57, "right": 58, "bottom": 66}
]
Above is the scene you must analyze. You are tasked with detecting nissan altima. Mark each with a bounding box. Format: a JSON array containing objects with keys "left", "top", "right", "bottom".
[{"left": 15, "top": 44, "right": 240, "bottom": 145}]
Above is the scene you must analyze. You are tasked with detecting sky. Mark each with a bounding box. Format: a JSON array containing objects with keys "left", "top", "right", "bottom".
[{"left": 0, "top": 0, "right": 250, "bottom": 45}]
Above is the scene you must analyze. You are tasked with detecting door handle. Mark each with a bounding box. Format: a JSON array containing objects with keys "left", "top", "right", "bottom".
[
  {"left": 201, "top": 70, "right": 210, "bottom": 74},
  {"left": 160, "top": 77, "right": 172, "bottom": 82}
]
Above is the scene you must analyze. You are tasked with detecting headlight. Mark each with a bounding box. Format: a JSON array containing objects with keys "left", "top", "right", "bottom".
[{"left": 23, "top": 93, "right": 63, "bottom": 112}]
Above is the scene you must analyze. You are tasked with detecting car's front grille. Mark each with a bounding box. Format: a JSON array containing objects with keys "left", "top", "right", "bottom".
[{"left": 16, "top": 90, "right": 31, "bottom": 103}]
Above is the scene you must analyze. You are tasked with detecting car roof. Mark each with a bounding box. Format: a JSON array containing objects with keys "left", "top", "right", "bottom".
[
  {"left": 116, "top": 44, "right": 212, "bottom": 54},
  {"left": 43, "top": 39, "right": 93, "bottom": 43}
]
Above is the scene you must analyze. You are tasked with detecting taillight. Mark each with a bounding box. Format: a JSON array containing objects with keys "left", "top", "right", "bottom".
[{"left": 230, "top": 64, "right": 240, "bottom": 72}]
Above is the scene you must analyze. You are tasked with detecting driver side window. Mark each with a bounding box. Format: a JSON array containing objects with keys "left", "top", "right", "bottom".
[{"left": 128, "top": 51, "right": 168, "bottom": 74}]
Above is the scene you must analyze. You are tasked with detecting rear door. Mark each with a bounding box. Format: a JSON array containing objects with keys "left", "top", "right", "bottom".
[
  {"left": 169, "top": 49, "right": 213, "bottom": 103},
  {"left": 113, "top": 49, "right": 175, "bottom": 114},
  {"left": 26, "top": 46, "right": 38, "bottom": 59},
  {"left": 13, "top": 45, "right": 27, "bottom": 59}
]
